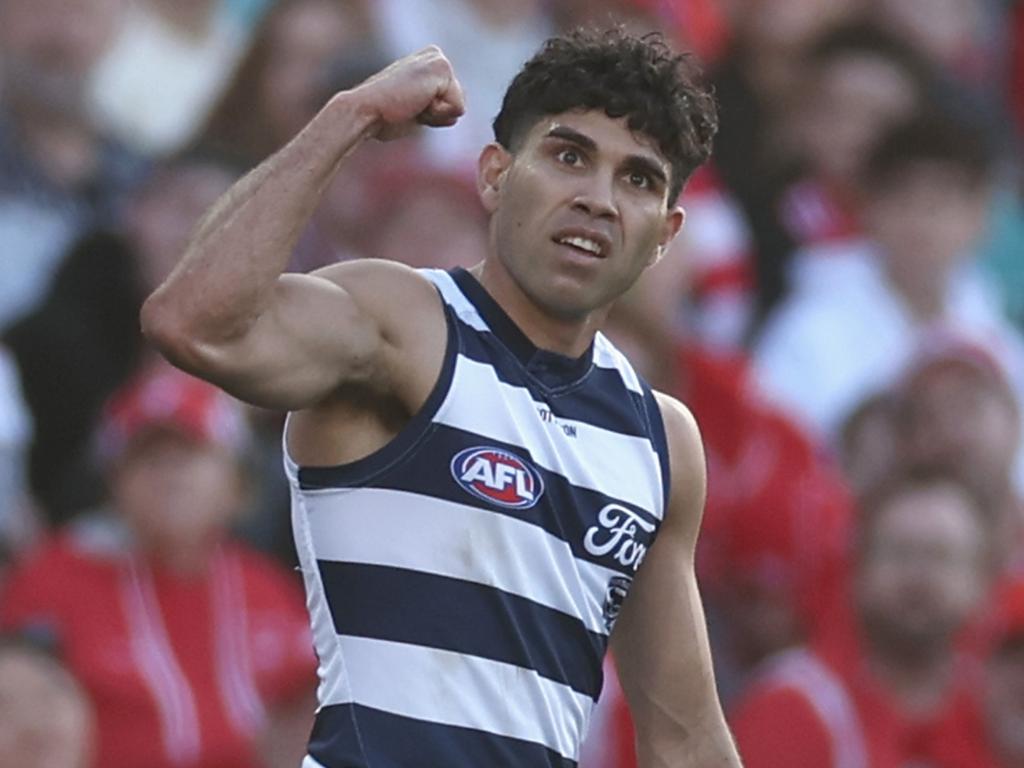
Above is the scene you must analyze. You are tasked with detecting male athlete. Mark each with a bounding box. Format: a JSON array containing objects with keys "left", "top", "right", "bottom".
[{"left": 143, "top": 28, "right": 742, "bottom": 768}]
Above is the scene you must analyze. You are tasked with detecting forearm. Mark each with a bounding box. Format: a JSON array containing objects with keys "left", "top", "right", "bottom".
[
  {"left": 636, "top": 716, "right": 741, "bottom": 768},
  {"left": 141, "top": 91, "right": 377, "bottom": 349},
  {"left": 626, "top": 637, "right": 742, "bottom": 768}
]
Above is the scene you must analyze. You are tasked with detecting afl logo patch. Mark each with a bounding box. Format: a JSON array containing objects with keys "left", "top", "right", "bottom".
[{"left": 451, "top": 447, "right": 544, "bottom": 509}]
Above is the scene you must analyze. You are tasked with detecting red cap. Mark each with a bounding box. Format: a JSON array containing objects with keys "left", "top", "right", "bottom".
[
  {"left": 97, "top": 363, "right": 247, "bottom": 464},
  {"left": 901, "top": 332, "right": 1016, "bottom": 407}
]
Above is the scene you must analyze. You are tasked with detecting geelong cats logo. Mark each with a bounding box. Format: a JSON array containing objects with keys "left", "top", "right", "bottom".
[
  {"left": 451, "top": 447, "right": 545, "bottom": 509},
  {"left": 603, "top": 576, "right": 632, "bottom": 632}
]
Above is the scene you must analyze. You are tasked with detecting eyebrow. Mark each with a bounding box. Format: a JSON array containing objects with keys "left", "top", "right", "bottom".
[{"left": 544, "top": 126, "right": 668, "bottom": 188}]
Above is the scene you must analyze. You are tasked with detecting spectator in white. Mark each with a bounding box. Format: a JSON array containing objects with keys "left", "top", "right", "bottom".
[
  {"left": 778, "top": 22, "right": 934, "bottom": 254},
  {"left": 753, "top": 108, "right": 1024, "bottom": 449},
  {"left": 0, "top": 0, "right": 142, "bottom": 331},
  {"left": 369, "top": 0, "right": 552, "bottom": 173},
  {"left": 87, "top": 0, "right": 258, "bottom": 156},
  {"left": 0, "top": 635, "right": 94, "bottom": 768}
]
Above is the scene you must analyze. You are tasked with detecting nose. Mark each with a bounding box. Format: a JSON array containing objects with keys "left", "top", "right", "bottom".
[{"left": 570, "top": 176, "right": 618, "bottom": 221}]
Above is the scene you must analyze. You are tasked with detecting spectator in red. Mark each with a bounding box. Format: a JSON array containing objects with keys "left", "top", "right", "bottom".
[
  {"left": 899, "top": 336, "right": 1024, "bottom": 571},
  {"left": 730, "top": 468, "right": 997, "bottom": 768},
  {"left": 0, "top": 362, "right": 316, "bottom": 768},
  {"left": 0, "top": 634, "right": 94, "bottom": 768},
  {"left": 983, "top": 579, "right": 1024, "bottom": 767},
  {"left": 364, "top": 169, "right": 487, "bottom": 272}
]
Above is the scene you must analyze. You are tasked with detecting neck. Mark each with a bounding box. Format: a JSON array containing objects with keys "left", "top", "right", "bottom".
[
  {"left": 472, "top": 260, "right": 604, "bottom": 359},
  {"left": 148, "top": 0, "right": 217, "bottom": 37},
  {"left": 137, "top": 535, "right": 218, "bottom": 577},
  {"left": 883, "top": 253, "right": 948, "bottom": 322},
  {"left": 863, "top": 631, "right": 954, "bottom": 714}
]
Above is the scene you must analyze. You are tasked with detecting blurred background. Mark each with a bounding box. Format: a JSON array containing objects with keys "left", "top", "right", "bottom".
[{"left": 0, "top": 0, "right": 1022, "bottom": 766}]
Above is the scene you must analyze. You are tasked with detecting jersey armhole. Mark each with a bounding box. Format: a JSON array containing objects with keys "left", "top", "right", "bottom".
[
  {"left": 284, "top": 295, "right": 459, "bottom": 489},
  {"left": 640, "top": 382, "right": 672, "bottom": 517}
]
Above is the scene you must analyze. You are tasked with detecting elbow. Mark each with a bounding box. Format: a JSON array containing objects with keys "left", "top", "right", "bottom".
[{"left": 140, "top": 290, "right": 202, "bottom": 368}]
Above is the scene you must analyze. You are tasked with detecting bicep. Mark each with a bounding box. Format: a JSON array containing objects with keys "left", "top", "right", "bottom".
[{"left": 172, "top": 261, "right": 443, "bottom": 411}]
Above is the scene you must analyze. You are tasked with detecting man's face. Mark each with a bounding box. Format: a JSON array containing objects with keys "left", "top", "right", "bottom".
[
  {"left": 795, "top": 54, "right": 920, "bottom": 184},
  {"left": 905, "top": 364, "right": 1020, "bottom": 490},
  {"left": 856, "top": 482, "right": 988, "bottom": 657},
  {"left": 111, "top": 431, "right": 242, "bottom": 558},
  {"left": 0, "top": 0, "right": 124, "bottom": 109},
  {"left": 480, "top": 110, "right": 684, "bottom": 321},
  {"left": 864, "top": 162, "right": 991, "bottom": 279}
]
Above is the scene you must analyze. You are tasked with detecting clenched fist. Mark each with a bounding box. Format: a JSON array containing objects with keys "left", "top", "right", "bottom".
[{"left": 349, "top": 46, "right": 466, "bottom": 141}]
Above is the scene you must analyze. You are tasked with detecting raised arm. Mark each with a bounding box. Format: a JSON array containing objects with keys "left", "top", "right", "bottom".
[
  {"left": 140, "top": 47, "right": 465, "bottom": 411},
  {"left": 611, "top": 393, "right": 742, "bottom": 767}
]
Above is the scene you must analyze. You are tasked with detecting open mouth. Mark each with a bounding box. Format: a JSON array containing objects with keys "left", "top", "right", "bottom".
[{"left": 553, "top": 234, "right": 606, "bottom": 258}]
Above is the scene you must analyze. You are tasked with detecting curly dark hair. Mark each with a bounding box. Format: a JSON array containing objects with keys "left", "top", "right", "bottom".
[{"left": 493, "top": 28, "right": 718, "bottom": 203}]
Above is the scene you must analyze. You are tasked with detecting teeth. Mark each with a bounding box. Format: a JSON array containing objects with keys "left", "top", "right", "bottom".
[{"left": 559, "top": 236, "right": 602, "bottom": 256}]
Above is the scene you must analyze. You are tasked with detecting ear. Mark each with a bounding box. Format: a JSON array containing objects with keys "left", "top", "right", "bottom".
[
  {"left": 477, "top": 143, "right": 513, "bottom": 213},
  {"left": 650, "top": 205, "right": 686, "bottom": 266}
]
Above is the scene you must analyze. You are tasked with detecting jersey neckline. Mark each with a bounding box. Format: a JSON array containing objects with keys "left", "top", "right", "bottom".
[{"left": 450, "top": 267, "right": 595, "bottom": 387}]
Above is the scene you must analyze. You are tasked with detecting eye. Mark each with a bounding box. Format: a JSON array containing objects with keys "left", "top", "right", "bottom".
[
  {"left": 556, "top": 148, "right": 583, "bottom": 166},
  {"left": 628, "top": 171, "right": 652, "bottom": 189}
]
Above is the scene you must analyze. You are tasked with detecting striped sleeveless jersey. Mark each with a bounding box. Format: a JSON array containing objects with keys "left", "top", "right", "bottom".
[{"left": 286, "top": 267, "right": 670, "bottom": 767}]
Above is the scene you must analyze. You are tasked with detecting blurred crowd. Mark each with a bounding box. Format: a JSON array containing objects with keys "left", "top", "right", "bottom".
[{"left": 0, "top": 0, "right": 1022, "bottom": 766}]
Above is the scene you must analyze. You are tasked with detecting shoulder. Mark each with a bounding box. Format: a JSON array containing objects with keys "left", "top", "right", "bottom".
[
  {"left": 0, "top": 533, "right": 98, "bottom": 630},
  {"left": 651, "top": 392, "right": 705, "bottom": 485},
  {"left": 651, "top": 391, "right": 701, "bottom": 445},
  {"left": 3, "top": 534, "right": 87, "bottom": 585},
  {"left": 731, "top": 648, "right": 862, "bottom": 767},
  {"left": 650, "top": 390, "right": 707, "bottom": 537},
  {"left": 730, "top": 680, "right": 834, "bottom": 768},
  {"left": 312, "top": 258, "right": 444, "bottom": 311}
]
